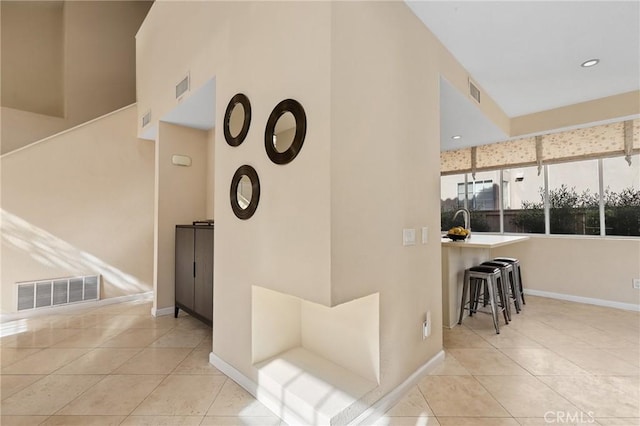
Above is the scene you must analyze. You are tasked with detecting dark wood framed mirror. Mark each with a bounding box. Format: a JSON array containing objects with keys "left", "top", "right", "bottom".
[
  {"left": 230, "top": 165, "right": 260, "bottom": 220},
  {"left": 264, "top": 99, "right": 307, "bottom": 164},
  {"left": 224, "top": 93, "right": 252, "bottom": 147}
]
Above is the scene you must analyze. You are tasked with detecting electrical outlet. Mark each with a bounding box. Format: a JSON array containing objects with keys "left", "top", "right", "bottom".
[
  {"left": 633, "top": 278, "right": 640, "bottom": 289},
  {"left": 422, "top": 311, "right": 431, "bottom": 339}
]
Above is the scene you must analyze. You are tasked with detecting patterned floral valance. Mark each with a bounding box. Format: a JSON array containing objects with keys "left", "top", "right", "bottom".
[{"left": 441, "top": 118, "right": 640, "bottom": 175}]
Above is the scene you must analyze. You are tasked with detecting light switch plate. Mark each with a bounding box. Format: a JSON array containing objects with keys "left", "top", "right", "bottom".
[
  {"left": 422, "top": 227, "right": 428, "bottom": 244},
  {"left": 403, "top": 228, "right": 416, "bottom": 246}
]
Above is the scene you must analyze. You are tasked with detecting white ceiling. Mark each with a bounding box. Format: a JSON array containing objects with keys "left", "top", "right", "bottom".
[{"left": 407, "top": 1, "right": 640, "bottom": 150}]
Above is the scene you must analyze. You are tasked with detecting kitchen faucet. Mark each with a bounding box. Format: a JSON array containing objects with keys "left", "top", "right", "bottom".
[{"left": 453, "top": 208, "right": 470, "bottom": 230}]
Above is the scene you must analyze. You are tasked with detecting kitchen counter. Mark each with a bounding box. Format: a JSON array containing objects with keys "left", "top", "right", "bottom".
[
  {"left": 441, "top": 234, "right": 529, "bottom": 328},
  {"left": 441, "top": 234, "right": 530, "bottom": 248}
]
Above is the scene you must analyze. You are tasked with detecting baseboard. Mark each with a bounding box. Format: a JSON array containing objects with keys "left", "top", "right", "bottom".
[
  {"left": 209, "top": 349, "right": 446, "bottom": 426},
  {"left": 0, "top": 291, "right": 153, "bottom": 323},
  {"left": 349, "top": 350, "right": 445, "bottom": 425},
  {"left": 525, "top": 289, "right": 640, "bottom": 312},
  {"left": 151, "top": 306, "right": 175, "bottom": 317}
]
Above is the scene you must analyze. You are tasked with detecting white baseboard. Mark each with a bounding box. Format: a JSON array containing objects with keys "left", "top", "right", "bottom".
[
  {"left": 350, "top": 350, "right": 445, "bottom": 425},
  {"left": 151, "top": 306, "right": 175, "bottom": 317},
  {"left": 209, "top": 349, "right": 446, "bottom": 426},
  {"left": 525, "top": 289, "right": 640, "bottom": 312},
  {"left": 0, "top": 291, "right": 153, "bottom": 323}
]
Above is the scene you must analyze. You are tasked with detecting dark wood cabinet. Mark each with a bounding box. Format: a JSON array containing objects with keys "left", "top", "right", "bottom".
[{"left": 175, "top": 223, "right": 213, "bottom": 326}]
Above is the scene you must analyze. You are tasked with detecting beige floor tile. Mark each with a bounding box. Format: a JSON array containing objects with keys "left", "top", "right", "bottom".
[
  {"left": 173, "top": 348, "right": 224, "bottom": 375},
  {"left": 538, "top": 375, "right": 640, "bottom": 418},
  {"left": 121, "top": 415, "right": 204, "bottom": 425},
  {"left": 500, "top": 348, "right": 591, "bottom": 375},
  {"left": 476, "top": 375, "right": 581, "bottom": 418},
  {"left": 0, "top": 415, "right": 50, "bottom": 425},
  {"left": 373, "top": 416, "right": 441, "bottom": 426},
  {"left": 99, "top": 328, "right": 170, "bottom": 348},
  {"left": 595, "top": 418, "right": 640, "bottom": 425},
  {"left": 603, "top": 347, "right": 640, "bottom": 368},
  {"left": 516, "top": 417, "right": 599, "bottom": 425},
  {"left": 446, "top": 348, "right": 531, "bottom": 375},
  {"left": 207, "top": 379, "right": 274, "bottom": 417},
  {"left": 443, "top": 326, "right": 492, "bottom": 349},
  {"left": 384, "top": 386, "right": 434, "bottom": 417},
  {"left": 549, "top": 346, "right": 639, "bottom": 375},
  {"left": 1, "top": 374, "right": 45, "bottom": 400},
  {"left": 479, "top": 328, "right": 544, "bottom": 349},
  {"left": 127, "top": 315, "right": 180, "bottom": 329},
  {"left": 563, "top": 329, "right": 639, "bottom": 349},
  {"left": 417, "top": 375, "right": 509, "bottom": 417},
  {"left": 0, "top": 348, "right": 42, "bottom": 367},
  {"left": 2, "top": 328, "right": 81, "bottom": 348},
  {"left": 113, "top": 348, "right": 192, "bottom": 375},
  {"left": 428, "top": 352, "right": 471, "bottom": 376},
  {"left": 437, "top": 418, "right": 519, "bottom": 425},
  {"left": 54, "top": 348, "right": 142, "bottom": 374},
  {"left": 1, "top": 348, "right": 88, "bottom": 374},
  {"left": 149, "top": 328, "right": 209, "bottom": 348},
  {"left": 133, "top": 374, "right": 226, "bottom": 415},
  {"left": 51, "top": 328, "right": 122, "bottom": 348},
  {"left": 57, "top": 374, "right": 165, "bottom": 415},
  {"left": 201, "top": 416, "right": 284, "bottom": 426},
  {"left": 40, "top": 415, "right": 127, "bottom": 425},
  {"left": 518, "top": 328, "right": 594, "bottom": 349},
  {"left": 175, "top": 315, "right": 211, "bottom": 331},
  {"left": 94, "top": 314, "right": 150, "bottom": 330},
  {"left": 0, "top": 374, "right": 103, "bottom": 415}
]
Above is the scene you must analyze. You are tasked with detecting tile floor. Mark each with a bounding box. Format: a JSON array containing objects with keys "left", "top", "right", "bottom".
[{"left": 1, "top": 296, "right": 639, "bottom": 425}]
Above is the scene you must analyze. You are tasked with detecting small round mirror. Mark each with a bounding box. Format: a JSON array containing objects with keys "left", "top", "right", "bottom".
[
  {"left": 230, "top": 165, "right": 260, "bottom": 220},
  {"left": 236, "top": 175, "right": 253, "bottom": 209},
  {"left": 228, "top": 103, "right": 245, "bottom": 139},
  {"left": 265, "top": 99, "right": 307, "bottom": 165},
  {"left": 272, "top": 111, "right": 296, "bottom": 153},
  {"left": 224, "top": 93, "right": 251, "bottom": 147}
]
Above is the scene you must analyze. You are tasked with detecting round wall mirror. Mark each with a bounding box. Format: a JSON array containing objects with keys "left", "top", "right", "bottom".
[
  {"left": 265, "top": 99, "right": 306, "bottom": 164},
  {"left": 224, "top": 93, "right": 252, "bottom": 147},
  {"left": 230, "top": 165, "right": 260, "bottom": 220}
]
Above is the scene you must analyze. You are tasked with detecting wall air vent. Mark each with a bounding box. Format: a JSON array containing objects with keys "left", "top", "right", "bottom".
[
  {"left": 176, "top": 73, "right": 190, "bottom": 99},
  {"left": 142, "top": 110, "right": 151, "bottom": 128},
  {"left": 469, "top": 79, "right": 481, "bottom": 104},
  {"left": 16, "top": 275, "right": 100, "bottom": 311}
]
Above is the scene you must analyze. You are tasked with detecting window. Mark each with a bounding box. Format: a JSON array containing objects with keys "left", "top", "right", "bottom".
[
  {"left": 503, "top": 166, "right": 545, "bottom": 234},
  {"left": 440, "top": 155, "right": 639, "bottom": 238},
  {"left": 441, "top": 173, "right": 464, "bottom": 231},
  {"left": 548, "top": 160, "right": 600, "bottom": 235},
  {"left": 602, "top": 154, "right": 640, "bottom": 236}
]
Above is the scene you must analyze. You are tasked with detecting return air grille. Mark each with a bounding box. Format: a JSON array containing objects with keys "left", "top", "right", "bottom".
[
  {"left": 176, "top": 73, "right": 190, "bottom": 99},
  {"left": 17, "top": 275, "right": 100, "bottom": 311},
  {"left": 469, "top": 80, "right": 481, "bottom": 104}
]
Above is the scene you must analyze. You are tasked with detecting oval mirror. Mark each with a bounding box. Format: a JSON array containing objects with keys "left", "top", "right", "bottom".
[
  {"left": 230, "top": 165, "right": 260, "bottom": 220},
  {"left": 265, "top": 99, "right": 306, "bottom": 164},
  {"left": 224, "top": 93, "right": 252, "bottom": 147}
]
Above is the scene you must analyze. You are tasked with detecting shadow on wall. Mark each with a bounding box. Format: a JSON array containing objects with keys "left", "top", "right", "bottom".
[{"left": 1, "top": 208, "right": 149, "bottom": 296}]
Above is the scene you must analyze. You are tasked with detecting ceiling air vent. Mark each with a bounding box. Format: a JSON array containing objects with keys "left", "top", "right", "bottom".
[
  {"left": 142, "top": 110, "right": 151, "bottom": 128},
  {"left": 176, "top": 73, "right": 190, "bottom": 99},
  {"left": 469, "top": 79, "right": 481, "bottom": 104}
]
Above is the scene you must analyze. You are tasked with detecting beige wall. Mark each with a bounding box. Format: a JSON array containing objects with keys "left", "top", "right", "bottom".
[
  {"left": 1, "top": 1, "right": 152, "bottom": 154},
  {"left": 0, "top": 105, "right": 154, "bottom": 313},
  {"left": 329, "top": 0, "right": 444, "bottom": 400},
  {"left": 493, "top": 236, "right": 640, "bottom": 306},
  {"left": 154, "top": 122, "right": 208, "bottom": 312},
  {"left": 1, "top": 1, "right": 64, "bottom": 117}
]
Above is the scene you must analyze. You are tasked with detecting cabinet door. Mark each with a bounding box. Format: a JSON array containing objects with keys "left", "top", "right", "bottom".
[
  {"left": 175, "top": 227, "right": 195, "bottom": 310},
  {"left": 194, "top": 227, "right": 214, "bottom": 322}
]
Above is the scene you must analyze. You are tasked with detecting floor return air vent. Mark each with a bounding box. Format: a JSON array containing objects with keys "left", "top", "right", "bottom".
[{"left": 16, "top": 275, "right": 100, "bottom": 311}]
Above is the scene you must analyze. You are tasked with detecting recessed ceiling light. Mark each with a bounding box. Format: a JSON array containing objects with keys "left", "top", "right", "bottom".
[
  {"left": 581, "top": 59, "right": 600, "bottom": 68},
  {"left": 451, "top": 135, "right": 462, "bottom": 140}
]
